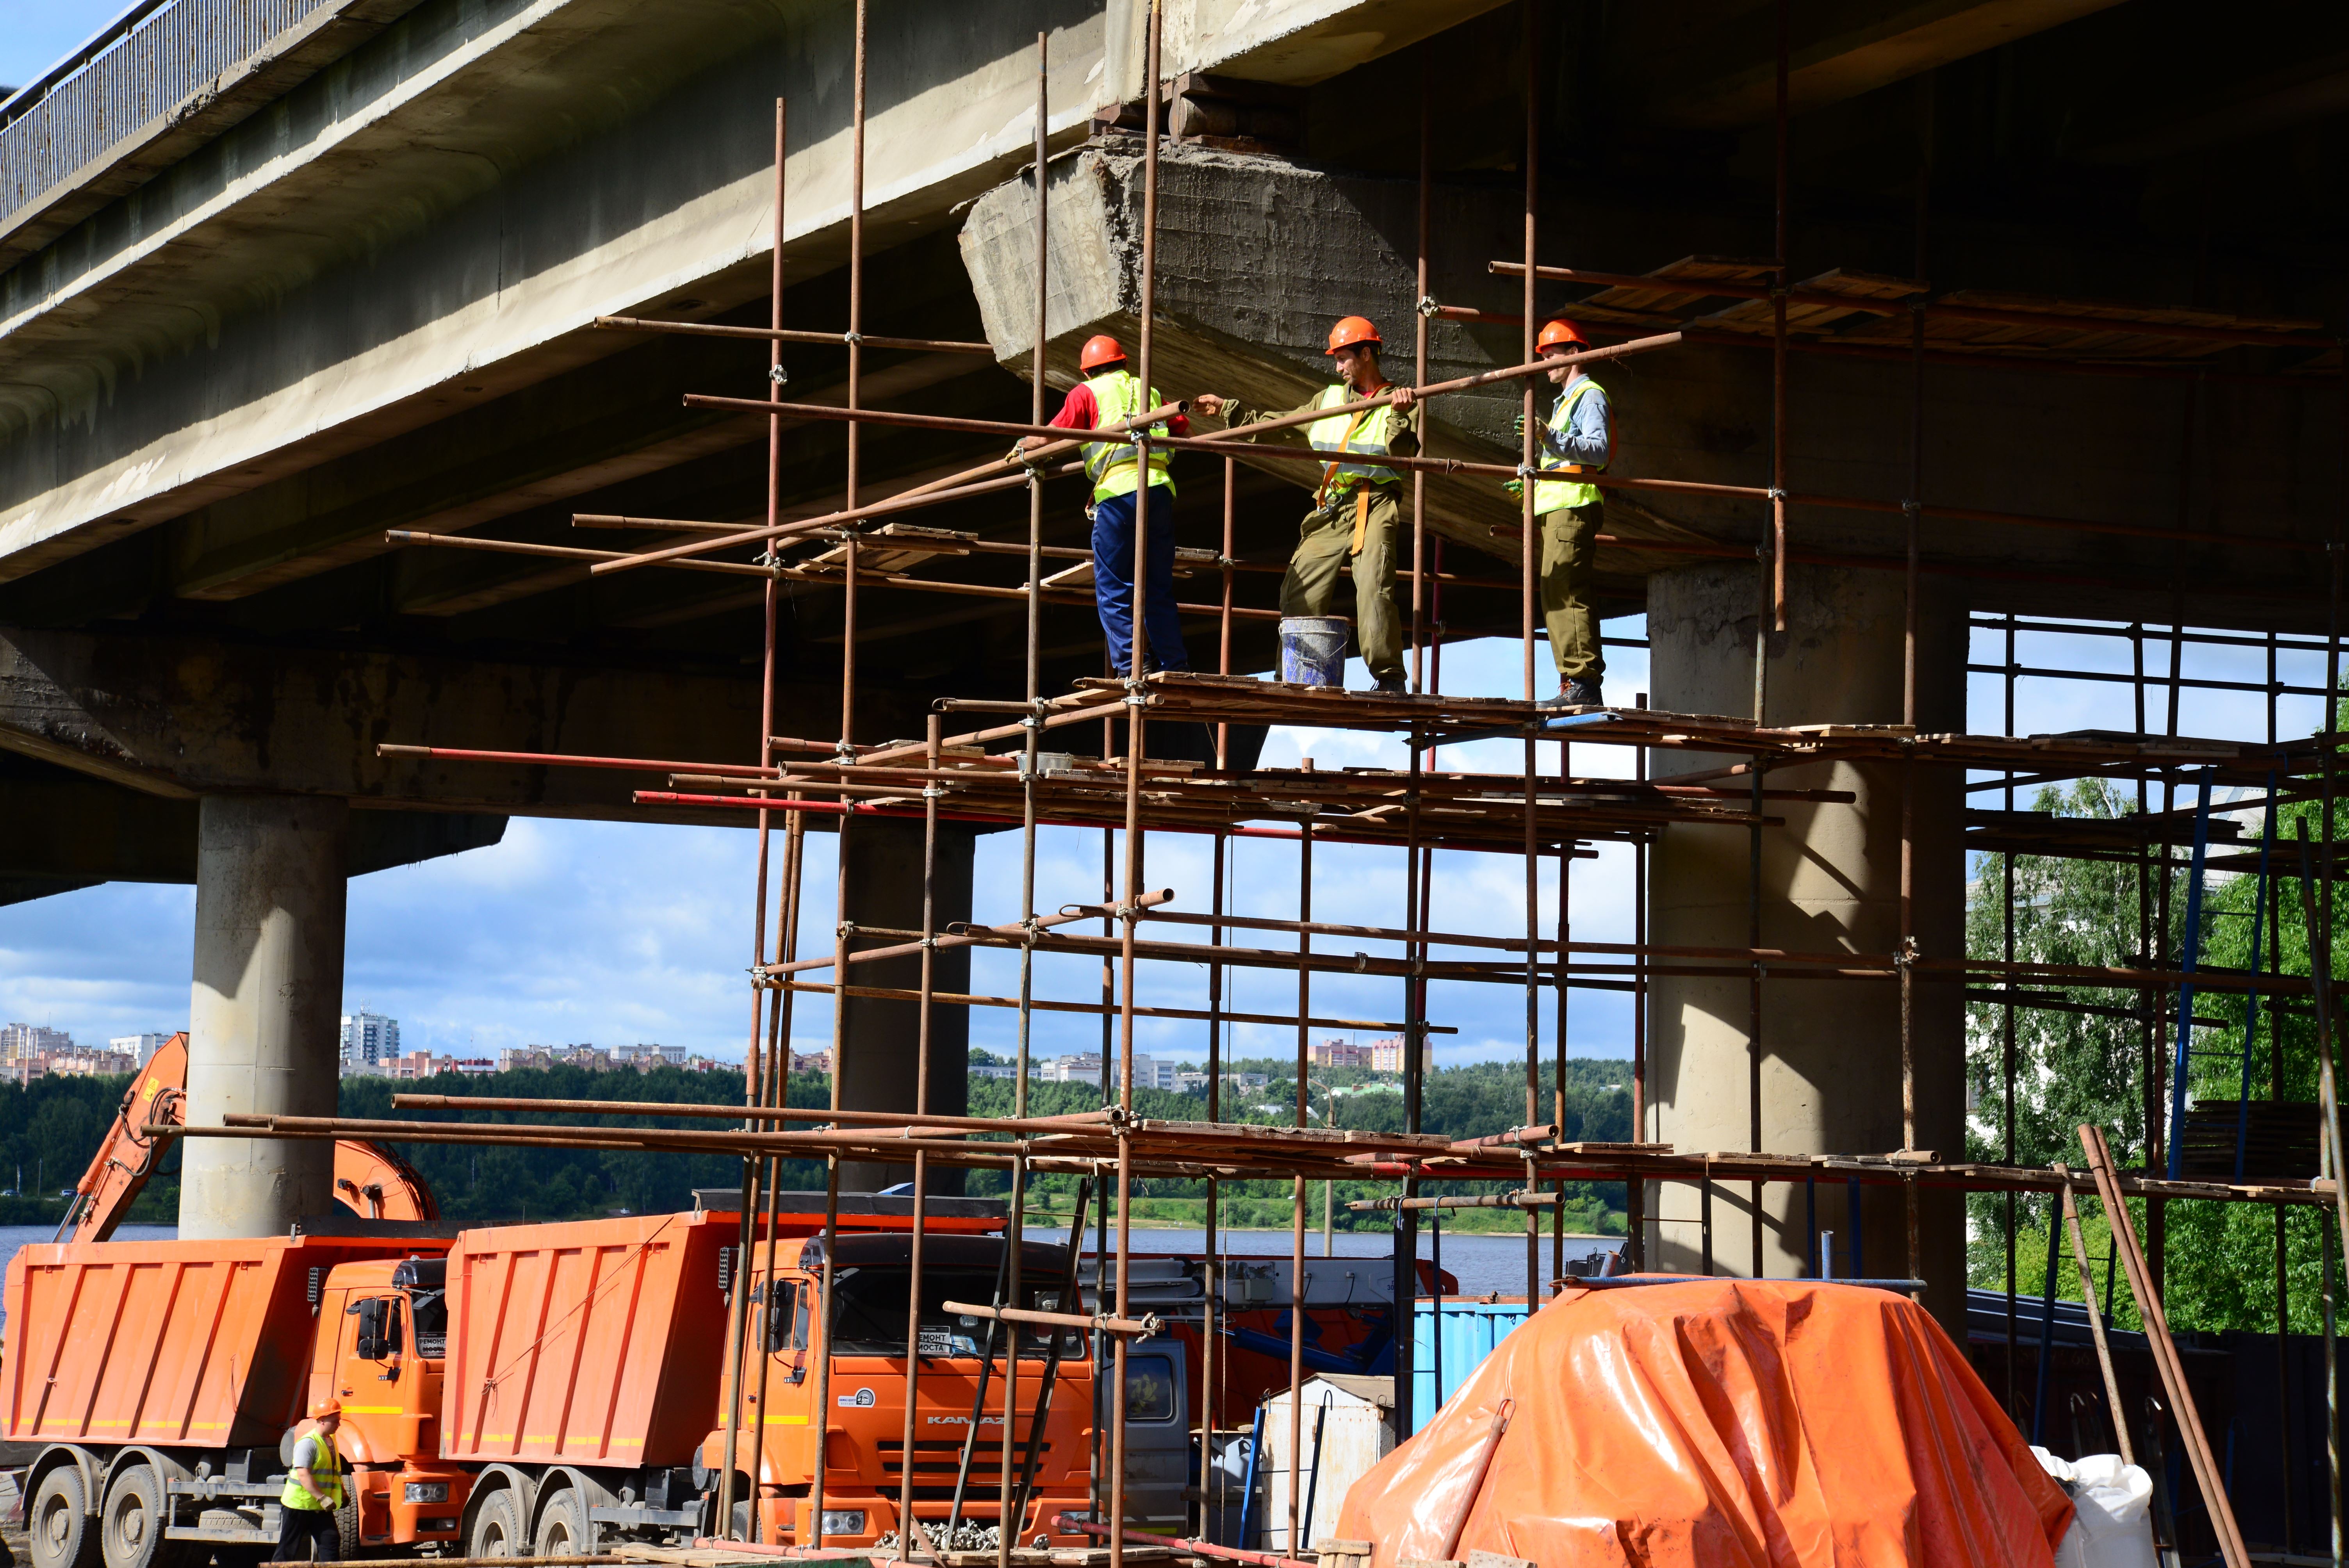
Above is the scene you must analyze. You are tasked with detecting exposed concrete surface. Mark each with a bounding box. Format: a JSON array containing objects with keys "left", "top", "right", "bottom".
[
  {"left": 0, "top": 0, "right": 1461, "bottom": 588},
  {"left": 0, "top": 758, "right": 505, "bottom": 904},
  {"left": 959, "top": 143, "right": 1527, "bottom": 566},
  {"left": 0, "top": 622, "right": 926, "bottom": 815},
  {"left": 959, "top": 141, "right": 2343, "bottom": 628},
  {"left": 182, "top": 794, "right": 347, "bottom": 1239},
  {"left": 836, "top": 818, "right": 972, "bottom": 1194},
  {"left": 1644, "top": 561, "right": 1966, "bottom": 1332}
]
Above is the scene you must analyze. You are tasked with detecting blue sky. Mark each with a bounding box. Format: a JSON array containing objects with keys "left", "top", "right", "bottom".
[
  {"left": 0, "top": 0, "right": 128, "bottom": 93},
  {"left": 0, "top": 616, "right": 2314, "bottom": 1067}
]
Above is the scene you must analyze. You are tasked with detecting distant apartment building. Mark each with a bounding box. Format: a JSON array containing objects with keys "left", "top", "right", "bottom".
[
  {"left": 1366, "top": 1035, "right": 1420, "bottom": 1073},
  {"left": 340, "top": 1011, "right": 399, "bottom": 1068},
  {"left": 791, "top": 1050, "right": 833, "bottom": 1075},
  {"left": 1306, "top": 1039, "right": 1373, "bottom": 1069},
  {"left": 108, "top": 1032, "right": 174, "bottom": 1067},
  {"left": 1033, "top": 1053, "right": 1189, "bottom": 1090},
  {"left": 42, "top": 1047, "right": 123, "bottom": 1078},
  {"left": 0, "top": 1023, "right": 73, "bottom": 1064}
]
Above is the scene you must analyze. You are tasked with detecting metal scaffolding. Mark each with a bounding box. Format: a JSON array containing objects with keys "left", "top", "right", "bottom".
[{"left": 226, "top": 3, "right": 2349, "bottom": 1564}]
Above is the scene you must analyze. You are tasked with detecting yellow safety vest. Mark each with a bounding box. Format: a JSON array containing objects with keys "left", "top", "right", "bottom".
[
  {"left": 281, "top": 1435, "right": 344, "bottom": 1512},
  {"left": 1305, "top": 384, "right": 1398, "bottom": 497},
  {"left": 1082, "top": 371, "right": 1176, "bottom": 502},
  {"left": 1532, "top": 377, "right": 1608, "bottom": 515}
]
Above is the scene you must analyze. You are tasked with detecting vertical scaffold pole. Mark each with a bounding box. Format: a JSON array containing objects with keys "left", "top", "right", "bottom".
[
  {"left": 1518, "top": 0, "right": 1542, "bottom": 1309},
  {"left": 808, "top": 4, "right": 866, "bottom": 1543}
]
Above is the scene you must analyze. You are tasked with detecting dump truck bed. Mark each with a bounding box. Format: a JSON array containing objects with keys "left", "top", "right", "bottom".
[
  {"left": 1, "top": 1235, "right": 441, "bottom": 1449},
  {"left": 439, "top": 1209, "right": 731, "bottom": 1468}
]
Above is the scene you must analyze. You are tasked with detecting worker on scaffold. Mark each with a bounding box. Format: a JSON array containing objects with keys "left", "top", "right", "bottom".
[
  {"left": 1015, "top": 334, "right": 1195, "bottom": 676},
  {"left": 1511, "top": 318, "right": 1611, "bottom": 710},
  {"left": 1193, "top": 316, "right": 1419, "bottom": 694}
]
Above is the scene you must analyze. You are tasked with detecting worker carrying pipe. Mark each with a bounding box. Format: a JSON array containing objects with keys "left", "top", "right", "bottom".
[
  {"left": 275, "top": 1400, "right": 346, "bottom": 1561},
  {"left": 1193, "top": 316, "right": 1420, "bottom": 695},
  {"left": 1511, "top": 319, "right": 1611, "bottom": 709},
  {"left": 1015, "top": 334, "right": 1199, "bottom": 676}
]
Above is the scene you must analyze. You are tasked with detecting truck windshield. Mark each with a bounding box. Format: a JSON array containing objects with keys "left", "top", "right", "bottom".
[
  {"left": 410, "top": 1289, "right": 448, "bottom": 1358},
  {"left": 828, "top": 1267, "right": 1080, "bottom": 1359}
]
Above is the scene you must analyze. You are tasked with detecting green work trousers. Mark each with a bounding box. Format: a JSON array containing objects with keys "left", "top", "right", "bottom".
[
  {"left": 1280, "top": 485, "right": 1403, "bottom": 681},
  {"left": 1540, "top": 501, "right": 1604, "bottom": 680}
]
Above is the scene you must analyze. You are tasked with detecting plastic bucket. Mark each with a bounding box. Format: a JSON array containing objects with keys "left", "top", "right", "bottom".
[{"left": 1278, "top": 617, "right": 1349, "bottom": 686}]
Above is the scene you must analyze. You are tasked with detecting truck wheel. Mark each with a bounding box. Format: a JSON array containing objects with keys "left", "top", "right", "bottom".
[
  {"left": 30, "top": 1466, "right": 98, "bottom": 1568},
  {"left": 333, "top": 1503, "right": 357, "bottom": 1564},
  {"left": 100, "top": 1465, "right": 186, "bottom": 1568},
  {"left": 467, "top": 1490, "right": 529, "bottom": 1559},
  {"left": 532, "top": 1489, "right": 593, "bottom": 1557}
]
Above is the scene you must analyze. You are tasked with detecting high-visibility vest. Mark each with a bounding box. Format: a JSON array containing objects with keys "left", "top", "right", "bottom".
[
  {"left": 1532, "top": 377, "right": 1608, "bottom": 515},
  {"left": 281, "top": 1435, "right": 344, "bottom": 1512},
  {"left": 1082, "top": 371, "right": 1176, "bottom": 502},
  {"left": 1305, "top": 384, "right": 1399, "bottom": 497}
]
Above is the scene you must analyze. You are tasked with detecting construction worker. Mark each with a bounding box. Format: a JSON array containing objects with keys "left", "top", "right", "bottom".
[
  {"left": 1194, "top": 316, "right": 1419, "bottom": 693},
  {"left": 1016, "top": 334, "right": 1194, "bottom": 676},
  {"left": 1513, "top": 318, "right": 1610, "bottom": 709},
  {"left": 274, "top": 1400, "right": 345, "bottom": 1561}
]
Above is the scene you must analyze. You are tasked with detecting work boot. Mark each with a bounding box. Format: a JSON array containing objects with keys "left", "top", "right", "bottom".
[
  {"left": 1538, "top": 678, "right": 1604, "bottom": 710},
  {"left": 1371, "top": 673, "right": 1408, "bottom": 695}
]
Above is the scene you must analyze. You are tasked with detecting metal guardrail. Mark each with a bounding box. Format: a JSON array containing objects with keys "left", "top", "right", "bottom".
[{"left": 0, "top": 0, "right": 332, "bottom": 235}]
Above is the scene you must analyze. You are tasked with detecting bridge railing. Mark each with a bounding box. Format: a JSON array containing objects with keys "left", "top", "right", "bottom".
[{"left": 1, "top": 0, "right": 331, "bottom": 239}]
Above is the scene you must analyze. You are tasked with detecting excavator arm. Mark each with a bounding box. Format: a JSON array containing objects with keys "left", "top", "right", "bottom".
[{"left": 61, "top": 1033, "right": 438, "bottom": 1242}]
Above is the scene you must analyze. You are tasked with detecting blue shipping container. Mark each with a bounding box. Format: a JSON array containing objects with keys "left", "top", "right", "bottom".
[{"left": 1410, "top": 1298, "right": 1530, "bottom": 1432}]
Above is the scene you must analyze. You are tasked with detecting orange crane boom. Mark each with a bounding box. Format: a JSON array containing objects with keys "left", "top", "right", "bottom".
[{"left": 59, "top": 1032, "right": 437, "bottom": 1240}]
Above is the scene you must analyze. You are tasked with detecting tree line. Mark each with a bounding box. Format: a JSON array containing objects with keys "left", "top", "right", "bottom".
[{"left": 0, "top": 1055, "right": 1633, "bottom": 1231}]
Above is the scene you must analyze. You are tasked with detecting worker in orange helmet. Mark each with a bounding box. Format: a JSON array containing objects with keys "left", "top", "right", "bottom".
[
  {"left": 1015, "top": 333, "right": 1197, "bottom": 676},
  {"left": 1511, "top": 318, "right": 1611, "bottom": 708},
  {"left": 1194, "top": 316, "right": 1419, "bottom": 693},
  {"left": 274, "top": 1400, "right": 346, "bottom": 1560}
]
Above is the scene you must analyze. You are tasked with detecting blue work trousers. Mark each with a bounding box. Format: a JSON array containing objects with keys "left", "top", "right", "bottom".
[{"left": 1091, "top": 484, "right": 1189, "bottom": 674}]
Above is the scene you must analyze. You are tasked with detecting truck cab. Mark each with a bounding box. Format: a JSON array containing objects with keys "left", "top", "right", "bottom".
[
  {"left": 307, "top": 1256, "right": 473, "bottom": 1550},
  {"left": 707, "top": 1231, "right": 1102, "bottom": 1550}
]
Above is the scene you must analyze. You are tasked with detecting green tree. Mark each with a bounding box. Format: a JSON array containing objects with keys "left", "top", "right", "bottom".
[{"left": 1968, "top": 774, "right": 2349, "bottom": 1333}]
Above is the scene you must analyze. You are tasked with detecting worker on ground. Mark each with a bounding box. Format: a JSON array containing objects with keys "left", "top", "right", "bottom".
[
  {"left": 1015, "top": 334, "right": 1194, "bottom": 677},
  {"left": 1512, "top": 318, "right": 1611, "bottom": 709},
  {"left": 275, "top": 1401, "right": 345, "bottom": 1561},
  {"left": 1192, "top": 316, "right": 1419, "bottom": 694}
]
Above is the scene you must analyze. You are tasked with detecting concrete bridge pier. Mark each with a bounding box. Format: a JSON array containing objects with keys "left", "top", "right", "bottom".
[
  {"left": 180, "top": 796, "right": 349, "bottom": 1240},
  {"left": 1644, "top": 562, "right": 1969, "bottom": 1332}
]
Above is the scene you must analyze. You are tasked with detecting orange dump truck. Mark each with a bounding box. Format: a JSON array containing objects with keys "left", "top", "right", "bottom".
[{"left": 4, "top": 1199, "right": 1099, "bottom": 1568}]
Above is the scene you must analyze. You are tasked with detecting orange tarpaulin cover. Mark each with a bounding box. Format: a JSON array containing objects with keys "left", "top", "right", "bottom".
[{"left": 1336, "top": 1279, "right": 2073, "bottom": 1568}]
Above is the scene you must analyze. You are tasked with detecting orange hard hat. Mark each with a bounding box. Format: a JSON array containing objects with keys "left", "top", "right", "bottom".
[
  {"left": 1325, "top": 316, "right": 1382, "bottom": 355},
  {"left": 1536, "top": 318, "right": 1588, "bottom": 353},
  {"left": 310, "top": 1400, "right": 341, "bottom": 1420},
  {"left": 1078, "top": 334, "right": 1127, "bottom": 372}
]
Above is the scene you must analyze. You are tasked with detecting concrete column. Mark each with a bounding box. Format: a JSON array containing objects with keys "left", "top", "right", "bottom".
[
  {"left": 1644, "top": 562, "right": 1968, "bottom": 1331},
  {"left": 182, "top": 796, "right": 349, "bottom": 1239},
  {"left": 837, "top": 818, "right": 974, "bottom": 1194}
]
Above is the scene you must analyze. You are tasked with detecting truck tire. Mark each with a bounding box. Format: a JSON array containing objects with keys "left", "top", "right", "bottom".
[
  {"left": 333, "top": 1502, "right": 357, "bottom": 1564},
  {"left": 532, "top": 1489, "right": 593, "bottom": 1558},
  {"left": 99, "top": 1465, "right": 186, "bottom": 1568},
  {"left": 467, "top": 1490, "right": 529, "bottom": 1559},
  {"left": 30, "top": 1466, "right": 98, "bottom": 1568}
]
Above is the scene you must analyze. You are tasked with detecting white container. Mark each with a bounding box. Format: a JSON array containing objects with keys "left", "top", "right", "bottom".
[
  {"left": 1258, "top": 1374, "right": 1396, "bottom": 1553},
  {"left": 2032, "top": 1448, "right": 2158, "bottom": 1568}
]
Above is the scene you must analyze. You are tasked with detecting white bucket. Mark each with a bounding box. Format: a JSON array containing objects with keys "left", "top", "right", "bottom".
[{"left": 1278, "top": 617, "right": 1349, "bottom": 686}]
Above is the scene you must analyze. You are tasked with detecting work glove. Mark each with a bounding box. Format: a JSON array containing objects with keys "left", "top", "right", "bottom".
[{"left": 1505, "top": 478, "right": 1525, "bottom": 500}]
